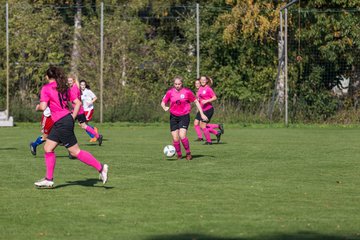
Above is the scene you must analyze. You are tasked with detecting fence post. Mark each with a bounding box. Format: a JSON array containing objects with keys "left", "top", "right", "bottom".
[
  {"left": 100, "top": 1, "right": 104, "bottom": 123},
  {"left": 196, "top": 3, "right": 200, "bottom": 78},
  {"left": 284, "top": 8, "right": 288, "bottom": 127},
  {"left": 6, "top": 2, "right": 9, "bottom": 119},
  {"left": 279, "top": 0, "right": 298, "bottom": 127}
]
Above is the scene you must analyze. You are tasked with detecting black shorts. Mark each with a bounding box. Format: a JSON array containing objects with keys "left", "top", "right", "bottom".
[
  {"left": 47, "top": 114, "right": 78, "bottom": 148},
  {"left": 195, "top": 107, "right": 214, "bottom": 122},
  {"left": 76, "top": 113, "right": 87, "bottom": 124},
  {"left": 170, "top": 113, "right": 190, "bottom": 132}
]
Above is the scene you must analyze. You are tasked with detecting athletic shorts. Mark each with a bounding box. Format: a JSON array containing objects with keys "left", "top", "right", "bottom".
[
  {"left": 41, "top": 115, "right": 54, "bottom": 135},
  {"left": 76, "top": 113, "right": 87, "bottom": 124},
  {"left": 170, "top": 113, "right": 190, "bottom": 132},
  {"left": 84, "top": 109, "right": 94, "bottom": 121},
  {"left": 195, "top": 107, "right": 214, "bottom": 122},
  {"left": 47, "top": 114, "right": 77, "bottom": 148}
]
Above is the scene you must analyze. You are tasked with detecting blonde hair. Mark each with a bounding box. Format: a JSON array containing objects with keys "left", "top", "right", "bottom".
[
  {"left": 200, "top": 75, "right": 213, "bottom": 86},
  {"left": 173, "top": 76, "right": 183, "bottom": 83},
  {"left": 68, "top": 74, "right": 80, "bottom": 88}
]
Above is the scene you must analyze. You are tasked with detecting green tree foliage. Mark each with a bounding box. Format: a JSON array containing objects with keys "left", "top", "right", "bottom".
[
  {"left": 288, "top": 0, "right": 360, "bottom": 121},
  {"left": 0, "top": 1, "right": 70, "bottom": 120},
  {"left": 0, "top": 0, "right": 359, "bottom": 122}
]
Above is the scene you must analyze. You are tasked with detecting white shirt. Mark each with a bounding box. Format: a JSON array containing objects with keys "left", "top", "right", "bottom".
[{"left": 81, "top": 88, "right": 96, "bottom": 111}]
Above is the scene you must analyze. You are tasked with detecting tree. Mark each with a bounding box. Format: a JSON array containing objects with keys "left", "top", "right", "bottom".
[{"left": 3, "top": 0, "right": 70, "bottom": 120}]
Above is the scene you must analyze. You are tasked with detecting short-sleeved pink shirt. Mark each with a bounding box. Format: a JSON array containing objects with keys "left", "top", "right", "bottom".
[
  {"left": 69, "top": 84, "right": 85, "bottom": 115},
  {"left": 197, "top": 85, "right": 216, "bottom": 111},
  {"left": 40, "top": 81, "right": 75, "bottom": 123},
  {"left": 162, "top": 87, "right": 196, "bottom": 116}
]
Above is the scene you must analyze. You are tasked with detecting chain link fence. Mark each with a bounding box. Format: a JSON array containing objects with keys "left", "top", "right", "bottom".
[
  {"left": 1, "top": 2, "right": 360, "bottom": 123},
  {"left": 286, "top": 8, "right": 360, "bottom": 123}
]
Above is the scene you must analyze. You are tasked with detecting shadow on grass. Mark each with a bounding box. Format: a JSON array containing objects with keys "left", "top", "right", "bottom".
[
  {"left": 83, "top": 143, "right": 100, "bottom": 147},
  {"left": 191, "top": 154, "right": 214, "bottom": 159},
  {"left": 0, "top": 147, "right": 18, "bottom": 150},
  {"left": 205, "top": 139, "right": 226, "bottom": 145},
  {"left": 82, "top": 138, "right": 108, "bottom": 146},
  {"left": 165, "top": 154, "right": 214, "bottom": 161},
  {"left": 146, "top": 231, "right": 360, "bottom": 240},
  {"left": 54, "top": 178, "right": 114, "bottom": 189}
]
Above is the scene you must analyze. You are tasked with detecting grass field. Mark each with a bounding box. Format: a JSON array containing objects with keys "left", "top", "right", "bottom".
[{"left": 0, "top": 123, "right": 360, "bottom": 240}]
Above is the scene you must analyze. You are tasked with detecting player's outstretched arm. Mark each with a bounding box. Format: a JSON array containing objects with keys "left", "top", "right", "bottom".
[{"left": 194, "top": 99, "right": 208, "bottom": 122}]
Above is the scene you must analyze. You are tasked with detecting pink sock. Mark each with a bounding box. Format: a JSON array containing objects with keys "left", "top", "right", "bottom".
[
  {"left": 194, "top": 125, "right": 203, "bottom": 139},
  {"left": 207, "top": 127, "right": 218, "bottom": 135},
  {"left": 77, "top": 150, "right": 102, "bottom": 172},
  {"left": 181, "top": 137, "right": 191, "bottom": 154},
  {"left": 45, "top": 152, "right": 56, "bottom": 180},
  {"left": 173, "top": 140, "right": 182, "bottom": 157},
  {"left": 85, "top": 126, "right": 99, "bottom": 138},
  {"left": 207, "top": 123, "right": 219, "bottom": 129},
  {"left": 202, "top": 127, "right": 212, "bottom": 143}
]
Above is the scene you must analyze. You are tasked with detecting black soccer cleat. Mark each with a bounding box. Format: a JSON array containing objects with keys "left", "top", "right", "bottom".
[
  {"left": 219, "top": 123, "right": 224, "bottom": 134},
  {"left": 98, "top": 135, "right": 103, "bottom": 146},
  {"left": 216, "top": 132, "right": 222, "bottom": 143},
  {"left": 194, "top": 138, "right": 204, "bottom": 142},
  {"left": 204, "top": 141, "right": 212, "bottom": 145}
]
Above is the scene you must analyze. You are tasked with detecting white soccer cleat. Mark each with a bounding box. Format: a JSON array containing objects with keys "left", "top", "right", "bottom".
[
  {"left": 99, "top": 164, "right": 109, "bottom": 184},
  {"left": 34, "top": 178, "right": 54, "bottom": 188}
]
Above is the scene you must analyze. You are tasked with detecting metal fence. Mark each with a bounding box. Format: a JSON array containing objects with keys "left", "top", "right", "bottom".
[
  {"left": 0, "top": 2, "right": 202, "bottom": 122},
  {"left": 1, "top": 2, "right": 360, "bottom": 124},
  {"left": 272, "top": 4, "right": 360, "bottom": 124}
]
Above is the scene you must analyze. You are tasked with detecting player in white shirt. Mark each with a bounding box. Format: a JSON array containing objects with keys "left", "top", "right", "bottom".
[
  {"left": 30, "top": 107, "right": 54, "bottom": 156},
  {"left": 80, "top": 80, "right": 100, "bottom": 142}
]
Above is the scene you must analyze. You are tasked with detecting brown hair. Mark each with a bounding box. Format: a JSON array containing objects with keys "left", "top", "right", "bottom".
[{"left": 46, "top": 66, "right": 68, "bottom": 94}]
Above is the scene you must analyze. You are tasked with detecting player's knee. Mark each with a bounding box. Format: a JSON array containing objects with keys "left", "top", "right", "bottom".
[
  {"left": 68, "top": 148, "right": 80, "bottom": 157},
  {"left": 43, "top": 145, "right": 54, "bottom": 153}
]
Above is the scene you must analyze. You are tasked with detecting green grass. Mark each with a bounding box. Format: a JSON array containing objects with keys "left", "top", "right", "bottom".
[{"left": 0, "top": 123, "right": 360, "bottom": 240}]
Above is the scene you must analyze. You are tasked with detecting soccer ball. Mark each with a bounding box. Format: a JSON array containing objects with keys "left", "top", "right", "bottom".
[{"left": 163, "top": 145, "right": 176, "bottom": 158}]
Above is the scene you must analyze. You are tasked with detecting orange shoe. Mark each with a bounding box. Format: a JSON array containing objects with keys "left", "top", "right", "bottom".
[{"left": 89, "top": 137, "right": 97, "bottom": 142}]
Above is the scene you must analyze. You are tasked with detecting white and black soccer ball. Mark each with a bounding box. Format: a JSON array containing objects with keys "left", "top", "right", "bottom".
[{"left": 163, "top": 145, "right": 176, "bottom": 158}]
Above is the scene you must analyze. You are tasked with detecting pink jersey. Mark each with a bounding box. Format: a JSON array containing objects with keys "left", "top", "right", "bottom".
[
  {"left": 197, "top": 85, "right": 216, "bottom": 111},
  {"left": 69, "top": 84, "right": 85, "bottom": 115},
  {"left": 162, "top": 87, "right": 196, "bottom": 116},
  {"left": 40, "top": 81, "right": 75, "bottom": 123}
]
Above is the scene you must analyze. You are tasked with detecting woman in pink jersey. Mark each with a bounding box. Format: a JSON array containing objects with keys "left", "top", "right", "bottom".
[
  {"left": 161, "top": 76, "right": 208, "bottom": 160},
  {"left": 192, "top": 78, "right": 204, "bottom": 141},
  {"left": 196, "top": 76, "right": 224, "bottom": 145},
  {"left": 68, "top": 76, "right": 103, "bottom": 146},
  {"left": 34, "top": 66, "right": 108, "bottom": 188}
]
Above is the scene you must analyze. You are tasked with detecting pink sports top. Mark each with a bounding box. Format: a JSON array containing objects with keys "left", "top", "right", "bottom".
[
  {"left": 40, "top": 81, "right": 76, "bottom": 122},
  {"left": 162, "top": 87, "right": 196, "bottom": 116},
  {"left": 69, "top": 84, "right": 85, "bottom": 115},
  {"left": 197, "top": 85, "right": 216, "bottom": 111}
]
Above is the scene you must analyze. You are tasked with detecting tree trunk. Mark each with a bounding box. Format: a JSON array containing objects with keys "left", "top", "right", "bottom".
[
  {"left": 71, "top": 0, "right": 82, "bottom": 78},
  {"left": 277, "top": 36, "right": 285, "bottom": 112}
]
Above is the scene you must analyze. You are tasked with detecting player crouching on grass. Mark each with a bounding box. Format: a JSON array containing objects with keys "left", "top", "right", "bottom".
[
  {"left": 161, "top": 76, "right": 208, "bottom": 160},
  {"left": 34, "top": 66, "right": 108, "bottom": 188}
]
